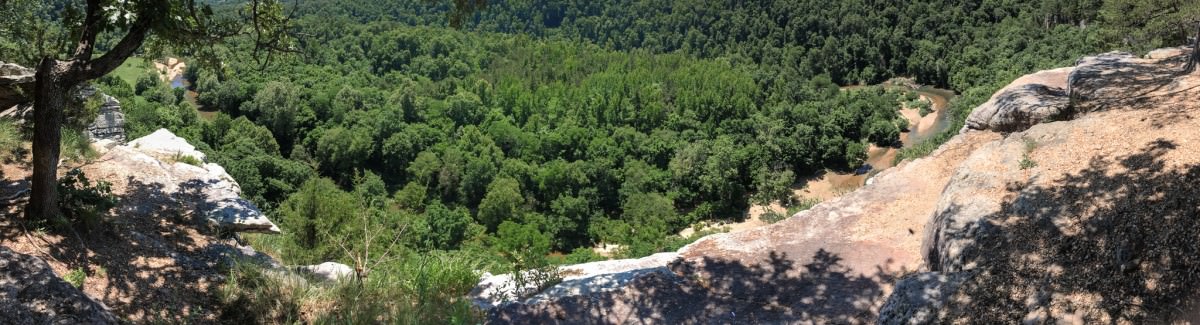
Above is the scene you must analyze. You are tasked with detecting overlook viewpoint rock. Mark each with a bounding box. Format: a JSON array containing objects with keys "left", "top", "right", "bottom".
[
  {"left": 0, "top": 129, "right": 280, "bottom": 323},
  {"left": 481, "top": 47, "right": 1200, "bottom": 324}
]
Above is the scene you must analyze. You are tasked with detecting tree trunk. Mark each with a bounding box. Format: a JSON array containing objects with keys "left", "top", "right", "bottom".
[
  {"left": 25, "top": 58, "right": 75, "bottom": 221},
  {"left": 1186, "top": 23, "right": 1200, "bottom": 74}
]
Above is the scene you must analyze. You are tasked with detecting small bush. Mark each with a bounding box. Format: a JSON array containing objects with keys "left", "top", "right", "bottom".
[
  {"left": 170, "top": 152, "right": 203, "bottom": 166},
  {"left": 0, "top": 119, "right": 22, "bottom": 162},
  {"left": 56, "top": 168, "right": 118, "bottom": 232},
  {"left": 761, "top": 210, "right": 787, "bottom": 224},
  {"left": 60, "top": 129, "right": 99, "bottom": 163},
  {"left": 64, "top": 267, "right": 86, "bottom": 288}
]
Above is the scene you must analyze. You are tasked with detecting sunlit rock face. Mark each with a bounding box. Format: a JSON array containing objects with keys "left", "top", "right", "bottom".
[{"left": 82, "top": 128, "right": 281, "bottom": 234}]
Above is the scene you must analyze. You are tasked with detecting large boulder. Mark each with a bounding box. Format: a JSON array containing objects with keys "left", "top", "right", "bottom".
[
  {"left": 127, "top": 128, "right": 205, "bottom": 162},
  {"left": 0, "top": 62, "right": 34, "bottom": 110},
  {"left": 298, "top": 262, "right": 355, "bottom": 282},
  {"left": 911, "top": 80, "right": 1200, "bottom": 323},
  {"left": 963, "top": 67, "right": 1072, "bottom": 132},
  {"left": 81, "top": 129, "right": 280, "bottom": 234},
  {"left": 0, "top": 246, "right": 120, "bottom": 324},
  {"left": 86, "top": 94, "right": 126, "bottom": 143},
  {"left": 471, "top": 252, "right": 679, "bottom": 310},
  {"left": 877, "top": 272, "right": 968, "bottom": 325},
  {"left": 1067, "top": 48, "right": 1197, "bottom": 113}
]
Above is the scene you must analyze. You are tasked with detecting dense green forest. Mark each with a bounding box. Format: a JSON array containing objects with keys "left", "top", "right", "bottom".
[{"left": 6, "top": 0, "right": 1171, "bottom": 322}]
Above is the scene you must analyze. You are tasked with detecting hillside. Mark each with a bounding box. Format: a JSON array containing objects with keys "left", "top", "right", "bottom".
[{"left": 478, "top": 47, "right": 1200, "bottom": 324}]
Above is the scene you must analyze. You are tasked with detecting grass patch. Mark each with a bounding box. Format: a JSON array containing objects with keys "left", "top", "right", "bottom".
[
  {"left": 112, "top": 57, "right": 151, "bottom": 86},
  {"left": 169, "top": 152, "right": 204, "bottom": 166},
  {"left": 64, "top": 267, "right": 87, "bottom": 288},
  {"left": 219, "top": 253, "right": 482, "bottom": 324}
]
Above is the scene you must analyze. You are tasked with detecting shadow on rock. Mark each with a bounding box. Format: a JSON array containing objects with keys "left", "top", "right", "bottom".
[
  {"left": 902, "top": 139, "right": 1200, "bottom": 323},
  {"left": 489, "top": 249, "right": 896, "bottom": 324}
]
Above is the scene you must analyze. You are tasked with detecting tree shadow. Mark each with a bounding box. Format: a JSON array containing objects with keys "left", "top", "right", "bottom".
[
  {"left": 1070, "top": 49, "right": 1200, "bottom": 116},
  {"left": 5, "top": 175, "right": 243, "bottom": 323},
  {"left": 488, "top": 249, "right": 896, "bottom": 324},
  {"left": 923, "top": 139, "right": 1200, "bottom": 323}
]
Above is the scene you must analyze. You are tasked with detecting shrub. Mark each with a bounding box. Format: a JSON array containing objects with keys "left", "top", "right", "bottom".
[
  {"left": 219, "top": 253, "right": 482, "bottom": 324},
  {"left": 59, "top": 129, "right": 98, "bottom": 163},
  {"left": 760, "top": 210, "right": 787, "bottom": 224},
  {"left": 56, "top": 168, "right": 118, "bottom": 232},
  {"left": 170, "top": 152, "right": 203, "bottom": 166},
  {"left": 0, "top": 119, "right": 22, "bottom": 162},
  {"left": 64, "top": 267, "right": 87, "bottom": 288}
]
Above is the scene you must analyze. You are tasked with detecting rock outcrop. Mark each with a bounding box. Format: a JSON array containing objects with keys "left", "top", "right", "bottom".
[
  {"left": 472, "top": 252, "right": 679, "bottom": 310},
  {"left": 0, "top": 246, "right": 119, "bottom": 324},
  {"left": 298, "top": 262, "right": 355, "bottom": 282},
  {"left": 82, "top": 128, "right": 280, "bottom": 233},
  {"left": 0, "top": 61, "right": 34, "bottom": 110},
  {"left": 887, "top": 47, "right": 1200, "bottom": 323},
  {"left": 86, "top": 94, "right": 126, "bottom": 143},
  {"left": 964, "top": 67, "right": 1073, "bottom": 132}
]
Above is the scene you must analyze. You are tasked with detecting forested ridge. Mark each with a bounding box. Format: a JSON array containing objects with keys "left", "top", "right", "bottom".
[{"left": 5, "top": 0, "right": 1188, "bottom": 322}]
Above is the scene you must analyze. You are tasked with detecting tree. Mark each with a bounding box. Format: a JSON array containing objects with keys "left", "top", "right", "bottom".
[
  {"left": 18, "top": 0, "right": 296, "bottom": 221},
  {"left": 11, "top": 0, "right": 482, "bottom": 222},
  {"left": 1100, "top": 0, "right": 1200, "bottom": 72}
]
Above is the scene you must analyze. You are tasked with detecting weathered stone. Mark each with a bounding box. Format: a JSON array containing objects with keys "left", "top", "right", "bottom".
[
  {"left": 0, "top": 62, "right": 34, "bottom": 110},
  {"left": 86, "top": 94, "right": 125, "bottom": 143},
  {"left": 127, "top": 128, "right": 206, "bottom": 162},
  {"left": 964, "top": 67, "right": 1072, "bottom": 132},
  {"left": 877, "top": 272, "right": 969, "bottom": 325},
  {"left": 471, "top": 252, "right": 679, "bottom": 310},
  {"left": 81, "top": 129, "right": 280, "bottom": 234},
  {"left": 298, "top": 262, "right": 355, "bottom": 282},
  {"left": 0, "top": 246, "right": 120, "bottom": 324}
]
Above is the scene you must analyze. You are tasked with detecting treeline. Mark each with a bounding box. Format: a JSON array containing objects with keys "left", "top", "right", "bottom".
[{"left": 293, "top": 0, "right": 1104, "bottom": 90}]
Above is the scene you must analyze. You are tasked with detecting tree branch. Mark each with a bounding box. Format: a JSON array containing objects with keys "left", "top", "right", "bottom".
[
  {"left": 72, "top": 0, "right": 104, "bottom": 61},
  {"left": 74, "top": 15, "right": 153, "bottom": 81}
]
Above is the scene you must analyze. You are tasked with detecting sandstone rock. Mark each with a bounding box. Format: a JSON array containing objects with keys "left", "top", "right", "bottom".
[
  {"left": 1144, "top": 46, "right": 1188, "bottom": 59},
  {"left": 207, "top": 198, "right": 280, "bottom": 233},
  {"left": 127, "top": 128, "right": 206, "bottom": 162},
  {"left": 0, "top": 246, "right": 119, "bottom": 324},
  {"left": 471, "top": 252, "right": 679, "bottom": 310},
  {"left": 964, "top": 67, "right": 1072, "bottom": 132},
  {"left": 877, "top": 272, "right": 968, "bottom": 325},
  {"left": 86, "top": 94, "right": 125, "bottom": 143},
  {"left": 0, "top": 62, "right": 34, "bottom": 110},
  {"left": 298, "top": 262, "right": 355, "bottom": 282},
  {"left": 81, "top": 129, "right": 280, "bottom": 234}
]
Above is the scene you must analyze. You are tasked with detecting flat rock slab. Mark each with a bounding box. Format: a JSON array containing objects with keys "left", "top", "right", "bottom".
[{"left": 0, "top": 246, "right": 119, "bottom": 324}]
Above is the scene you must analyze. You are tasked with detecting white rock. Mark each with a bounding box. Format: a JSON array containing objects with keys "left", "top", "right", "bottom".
[
  {"left": 299, "top": 262, "right": 355, "bottom": 282},
  {"left": 470, "top": 252, "right": 680, "bottom": 310},
  {"left": 81, "top": 130, "right": 280, "bottom": 234},
  {"left": 127, "top": 128, "right": 206, "bottom": 162}
]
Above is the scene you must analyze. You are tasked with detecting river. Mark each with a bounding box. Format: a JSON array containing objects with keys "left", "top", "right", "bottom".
[{"left": 163, "top": 59, "right": 217, "bottom": 121}]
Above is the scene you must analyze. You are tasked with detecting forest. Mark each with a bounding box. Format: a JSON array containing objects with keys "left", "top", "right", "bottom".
[{"left": 2, "top": 0, "right": 1186, "bottom": 322}]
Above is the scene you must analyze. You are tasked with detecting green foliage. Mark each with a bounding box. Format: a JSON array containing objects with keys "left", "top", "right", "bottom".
[
  {"left": 220, "top": 253, "right": 481, "bottom": 324},
  {"left": 0, "top": 119, "right": 22, "bottom": 162},
  {"left": 64, "top": 267, "right": 87, "bottom": 289},
  {"left": 277, "top": 178, "right": 359, "bottom": 264},
  {"left": 55, "top": 169, "right": 118, "bottom": 232},
  {"left": 1020, "top": 138, "right": 1039, "bottom": 170},
  {"left": 170, "top": 152, "right": 203, "bottom": 166}
]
